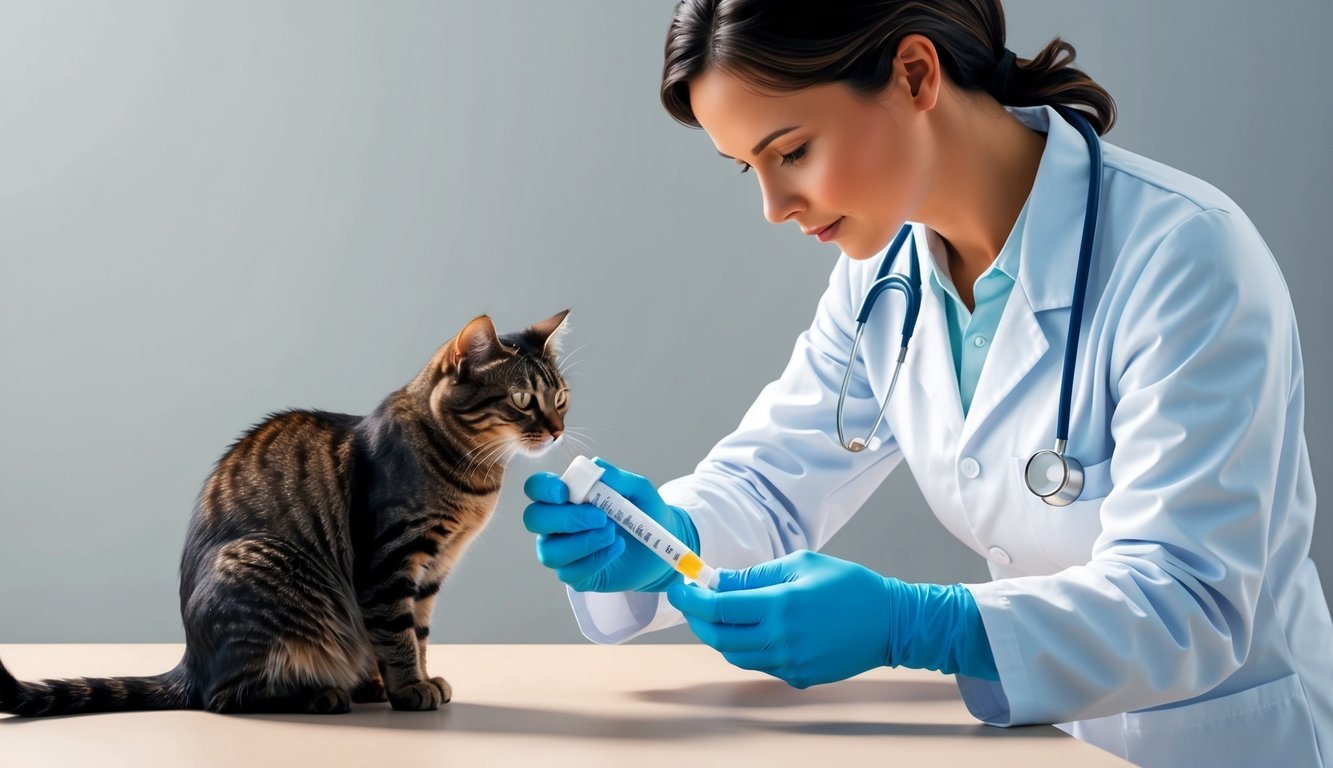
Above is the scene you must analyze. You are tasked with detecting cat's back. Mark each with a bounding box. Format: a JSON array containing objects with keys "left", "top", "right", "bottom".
[{"left": 183, "top": 410, "right": 363, "bottom": 566}]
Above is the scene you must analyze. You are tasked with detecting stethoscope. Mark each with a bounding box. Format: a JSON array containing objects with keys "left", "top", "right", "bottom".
[{"left": 836, "top": 106, "right": 1102, "bottom": 507}]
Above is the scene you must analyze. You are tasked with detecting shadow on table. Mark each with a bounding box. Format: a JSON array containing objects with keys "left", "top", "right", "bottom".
[
  {"left": 230, "top": 701, "right": 1065, "bottom": 742},
  {"left": 634, "top": 677, "right": 961, "bottom": 707}
]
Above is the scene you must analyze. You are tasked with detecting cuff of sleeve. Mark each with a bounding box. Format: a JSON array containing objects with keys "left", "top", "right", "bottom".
[
  {"left": 566, "top": 587, "right": 680, "bottom": 644},
  {"left": 658, "top": 482, "right": 747, "bottom": 572},
  {"left": 958, "top": 580, "right": 1031, "bottom": 726}
]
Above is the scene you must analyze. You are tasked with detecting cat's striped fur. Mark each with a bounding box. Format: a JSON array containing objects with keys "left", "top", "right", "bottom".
[{"left": 0, "top": 311, "right": 571, "bottom": 716}]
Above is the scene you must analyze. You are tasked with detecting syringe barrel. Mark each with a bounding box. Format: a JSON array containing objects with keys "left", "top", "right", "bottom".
[
  {"left": 559, "top": 456, "right": 715, "bottom": 588},
  {"left": 584, "top": 480, "right": 694, "bottom": 568}
]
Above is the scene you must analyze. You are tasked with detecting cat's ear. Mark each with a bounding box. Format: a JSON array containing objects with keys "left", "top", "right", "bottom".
[
  {"left": 528, "top": 309, "right": 571, "bottom": 358},
  {"left": 447, "top": 314, "right": 506, "bottom": 380}
]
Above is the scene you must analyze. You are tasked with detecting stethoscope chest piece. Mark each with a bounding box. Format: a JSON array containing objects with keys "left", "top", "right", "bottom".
[{"left": 1024, "top": 446, "right": 1085, "bottom": 507}]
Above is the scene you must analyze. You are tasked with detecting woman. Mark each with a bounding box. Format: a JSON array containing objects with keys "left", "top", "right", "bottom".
[{"left": 522, "top": 1, "right": 1331, "bottom": 765}]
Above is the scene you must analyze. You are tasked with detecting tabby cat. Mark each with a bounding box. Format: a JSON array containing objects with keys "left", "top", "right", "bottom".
[{"left": 0, "top": 310, "right": 571, "bottom": 716}]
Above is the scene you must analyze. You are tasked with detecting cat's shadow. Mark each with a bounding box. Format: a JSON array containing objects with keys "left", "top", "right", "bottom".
[{"left": 238, "top": 679, "right": 1063, "bottom": 741}]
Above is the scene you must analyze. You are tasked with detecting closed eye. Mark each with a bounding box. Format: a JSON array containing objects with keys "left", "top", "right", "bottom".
[
  {"left": 779, "top": 144, "right": 807, "bottom": 167},
  {"left": 739, "top": 144, "right": 808, "bottom": 174}
]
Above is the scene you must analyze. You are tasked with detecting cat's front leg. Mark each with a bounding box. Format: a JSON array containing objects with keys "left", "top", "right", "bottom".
[
  {"left": 412, "top": 582, "right": 440, "bottom": 678},
  {"left": 362, "top": 596, "right": 447, "bottom": 711},
  {"left": 411, "top": 582, "right": 451, "bottom": 702}
]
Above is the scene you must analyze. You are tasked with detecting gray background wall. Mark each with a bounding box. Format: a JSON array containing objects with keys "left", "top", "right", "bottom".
[{"left": 2, "top": 1, "right": 1329, "bottom": 644}]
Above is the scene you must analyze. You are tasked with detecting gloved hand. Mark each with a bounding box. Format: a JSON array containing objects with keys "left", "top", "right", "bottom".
[
  {"left": 523, "top": 458, "right": 700, "bottom": 593},
  {"left": 666, "top": 550, "right": 999, "bottom": 688}
]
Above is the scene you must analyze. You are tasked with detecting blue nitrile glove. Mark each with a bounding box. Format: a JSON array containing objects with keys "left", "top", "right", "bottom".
[
  {"left": 666, "top": 550, "right": 999, "bottom": 688},
  {"left": 523, "top": 458, "right": 700, "bottom": 593}
]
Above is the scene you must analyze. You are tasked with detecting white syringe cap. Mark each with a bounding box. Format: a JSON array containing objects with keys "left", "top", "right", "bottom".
[{"left": 559, "top": 455, "right": 606, "bottom": 505}]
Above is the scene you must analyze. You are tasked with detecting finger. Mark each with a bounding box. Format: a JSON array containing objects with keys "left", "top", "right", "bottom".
[
  {"left": 556, "top": 537, "right": 626, "bottom": 589},
  {"left": 535, "top": 521, "right": 618, "bottom": 569},
  {"left": 685, "top": 617, "right": 773, "bottom": 653},
  {"left": 523, "top": 472, "right": 570, "bottom": 504},
  {"left": 667, "top": 582, "right": 769, "bottom": 625},
  {"left": 590, "top": 457, "right": 654, "bottom": 500},
  {"left": 715, "top": 556, "right": 800, "bottom": 592},
  {"left": 522, "top": 502, "right": 606, "bottom": 535},
  {"left": 719, "top": 650, "right": 783, "bottom": 675}
]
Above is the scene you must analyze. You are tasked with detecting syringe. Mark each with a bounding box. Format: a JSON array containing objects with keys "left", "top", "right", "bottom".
[{"left": 560, "top": 456, "right": 720, "bottom": 590}]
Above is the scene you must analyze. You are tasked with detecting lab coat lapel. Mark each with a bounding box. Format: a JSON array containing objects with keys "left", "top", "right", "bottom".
[
  {"left": 960, "top": 283, "right": 1048, "bottom": 447},
  {"left": 959, "top": 106, "right": 1091, "bottom": 446}
]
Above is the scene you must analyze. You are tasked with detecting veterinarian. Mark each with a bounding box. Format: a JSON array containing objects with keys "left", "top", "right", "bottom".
[{"left": 522, "top": 2, "right": 1331, "bottom": 764}]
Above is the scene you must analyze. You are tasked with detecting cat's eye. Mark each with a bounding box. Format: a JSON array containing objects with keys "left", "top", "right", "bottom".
[
  {"left": 511, "top": 391, "right": 532, "bottom": 409},
  {"left": 554, "top": 390, "right": 568, "bottom": 409}
]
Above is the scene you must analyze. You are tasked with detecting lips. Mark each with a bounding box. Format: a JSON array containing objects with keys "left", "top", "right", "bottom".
[{"left": 807, "top": 217, "right": 844, "bottom": 243}]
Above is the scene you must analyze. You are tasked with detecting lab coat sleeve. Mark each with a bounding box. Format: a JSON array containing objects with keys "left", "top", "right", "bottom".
[
  {"left": 567, "top": 251, "right": 906, "bottom": 643},
  {"left": 960, "top": 208, "right": 1297, "bottom": 725}
]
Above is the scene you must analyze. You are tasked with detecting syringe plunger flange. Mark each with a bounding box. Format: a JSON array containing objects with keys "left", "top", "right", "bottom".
[{"left": 560, "top": 455, "right": 607, "bottom": 505}]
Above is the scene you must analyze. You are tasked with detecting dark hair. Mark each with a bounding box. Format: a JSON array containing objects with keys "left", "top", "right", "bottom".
[{"left": 661, "top": 0, "right": 1117, "bottom": 136}]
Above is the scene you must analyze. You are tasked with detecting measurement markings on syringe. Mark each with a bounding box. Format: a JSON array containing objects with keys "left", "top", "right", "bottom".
[{"left": 590, "top": 491, "right": 686, "bottom": 565}]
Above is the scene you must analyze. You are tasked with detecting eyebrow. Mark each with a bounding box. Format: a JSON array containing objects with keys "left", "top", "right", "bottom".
[{"left": 716, "top": 125, "right": 801, "bottom": 160}]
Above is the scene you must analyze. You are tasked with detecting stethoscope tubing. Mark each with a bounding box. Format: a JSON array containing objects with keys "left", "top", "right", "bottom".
[{"left": 837, "top": 108, "right": 1103, "bottom": 505}]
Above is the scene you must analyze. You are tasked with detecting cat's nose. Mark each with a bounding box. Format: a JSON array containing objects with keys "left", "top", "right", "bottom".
[{"left": 550, "top": 429, "right": 563, "bottom": 441}]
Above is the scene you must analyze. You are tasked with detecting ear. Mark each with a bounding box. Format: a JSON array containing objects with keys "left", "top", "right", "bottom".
[
  {"left": 446, "top": 314, "right": 506, "bottom": 380},
  {"left": 894, "top": 33, "right": 941, "bottom": 109},
  {"left": 528, "top": 309, "right": 571, "bottom": 358}
]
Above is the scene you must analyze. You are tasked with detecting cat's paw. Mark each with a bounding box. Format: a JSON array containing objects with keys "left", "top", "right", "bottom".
[
  {"left": 389, "top": 680, "right": 447, "bottom": 711},
  {"left": 303, "top": 686, "right": 351, "bottom": 715},
  {"left": 427, "top": 676, "right": 452, "bottom": 704},
  {"left": 350, "top": 678, "right": 388, "bottom": 703}
]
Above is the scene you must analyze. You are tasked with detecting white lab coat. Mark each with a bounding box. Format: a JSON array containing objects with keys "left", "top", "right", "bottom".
[{"left": 567, "top": 106, "right": 1332, "bottom": 767}]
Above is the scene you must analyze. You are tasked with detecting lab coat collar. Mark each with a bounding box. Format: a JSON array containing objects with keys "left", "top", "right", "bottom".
[{"left": 1011, "top": 105, "right": 1096, "bottom": 312}]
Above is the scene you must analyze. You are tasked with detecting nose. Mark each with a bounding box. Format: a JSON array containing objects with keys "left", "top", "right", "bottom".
[
  {"left": 760, "top": 173, "right": 802, "bottom": 225},
  {"left": 550, "top": 429, "right": 563, "bottom": 441}
]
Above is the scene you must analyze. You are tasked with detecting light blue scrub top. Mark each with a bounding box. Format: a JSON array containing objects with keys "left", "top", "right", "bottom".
[{"left": 928, "top": 202, "right": 1028, "bottom": 415}]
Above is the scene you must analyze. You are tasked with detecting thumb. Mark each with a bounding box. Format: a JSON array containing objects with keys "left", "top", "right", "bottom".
[
  {"left": 590, "top": 457, "right": 655, "bottom": 500},
  {"left": 715, "top": 556, "right": 798, "bottom": 592},
  {"left": 523, "top": 472, "right": 569, "bottom": 504}
]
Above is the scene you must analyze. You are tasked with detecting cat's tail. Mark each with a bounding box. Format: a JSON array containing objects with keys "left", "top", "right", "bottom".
[{"left": 0, "top": 654, "right": 195, "bottom": 717}]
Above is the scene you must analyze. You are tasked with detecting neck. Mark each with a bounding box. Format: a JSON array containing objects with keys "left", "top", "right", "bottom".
[
  {"left": 914, "top": 92, "right": 1046, "bottom": 278},
  {"left": 371, "top": 393, "right": 508, "bottom": 496}
]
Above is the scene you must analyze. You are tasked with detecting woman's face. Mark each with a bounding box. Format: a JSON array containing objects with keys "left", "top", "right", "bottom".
[{"left": 688, "top": 62, "right": 934, "bottom": 261}]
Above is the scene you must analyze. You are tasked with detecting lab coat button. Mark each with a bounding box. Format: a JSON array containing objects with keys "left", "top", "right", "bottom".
[
  {"left": 959, "top": 457, "right": 981, "bottom": 478},
  {"left": 988, "top": 546, "right": 1012, "bottom": 565}
]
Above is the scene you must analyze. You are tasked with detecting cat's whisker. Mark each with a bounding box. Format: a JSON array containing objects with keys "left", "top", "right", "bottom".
[
  {"left": 458, "top": 437, "right": 496, "bottom": 474},
  {"left": 557, "top": 342, "right": 593, "bottom": 368},
  {"left": 479, "top": 438, "right": 516, "bottom": 470},
  {"left": 562, "top": 428, "right": 596, "bottom": 444},
  {"left": 559, "top": 428, "right": 596, "bottom": 453},
  {"left": 556, "top": 343, "right": 593, "bottom": 377},
  {"left": 558, "top": 357, "right": 588, "bottom": 372},
  {"left": 461, "top": 436, "right": 507, "bottom": 480},
  {"left": 566, "top": 437, "right": 595, "bottom": 457}
]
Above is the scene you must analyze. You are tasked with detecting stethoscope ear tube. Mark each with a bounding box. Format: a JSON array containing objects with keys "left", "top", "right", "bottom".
[{"left": 838, "top": 227, "right": 919, "bottom": 452}]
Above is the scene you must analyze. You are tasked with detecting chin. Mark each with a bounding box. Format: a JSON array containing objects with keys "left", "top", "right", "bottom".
[
  {"left": 519, "top": 436, "right": 561, "bottom": 458},
  {"left": 839, "top": 240, "right": 879, "bottom": 261}
]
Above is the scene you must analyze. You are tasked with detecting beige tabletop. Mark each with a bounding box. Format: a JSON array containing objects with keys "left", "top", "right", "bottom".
[{"left": 0, "top": 644, "right": 1126, "bottom": 767}]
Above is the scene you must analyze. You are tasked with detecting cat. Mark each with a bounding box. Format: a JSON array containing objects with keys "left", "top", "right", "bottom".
[{"left": 0, "top": 310, "right": 571, "bottom": 716}]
